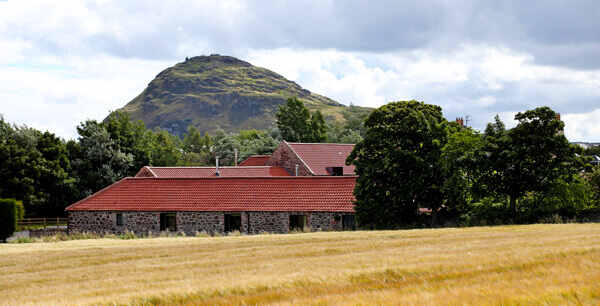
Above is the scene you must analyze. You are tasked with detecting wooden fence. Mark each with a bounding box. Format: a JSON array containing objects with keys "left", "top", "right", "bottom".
[{"left": 17, "top": 218, "right": 67, "bottom": 231}]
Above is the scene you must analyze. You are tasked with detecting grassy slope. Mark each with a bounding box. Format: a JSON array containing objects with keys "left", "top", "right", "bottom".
[{"left": 2, "top": 224, "right": 600, "bottom": 304}]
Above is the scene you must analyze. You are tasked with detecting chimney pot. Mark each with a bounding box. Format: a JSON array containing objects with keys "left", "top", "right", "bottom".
[{"left": 215, "top": 157, "right": 220, "bottom": 176}]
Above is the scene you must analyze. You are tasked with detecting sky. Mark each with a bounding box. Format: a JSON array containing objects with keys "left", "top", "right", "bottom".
[{"left": 0, "top": 0, "right": 599, "bottom": 141}]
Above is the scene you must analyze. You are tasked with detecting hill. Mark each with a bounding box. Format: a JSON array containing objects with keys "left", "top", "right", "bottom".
[{"left": 115, "top": 54, "right": 369, "bottom": 136}]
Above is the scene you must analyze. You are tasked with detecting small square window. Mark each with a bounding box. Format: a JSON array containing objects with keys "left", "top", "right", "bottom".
[
  {"left": 225, "top": 214, "right": 241, "bottom": 232},
  {"left": 160, "top": 213, "right": 176, "bottom": 231},
  {"left": 116, "top": 213, "right": 123, "bottom": 226},
  {"left": 290, "top": 215, "right": 307, "bottom": 230}
]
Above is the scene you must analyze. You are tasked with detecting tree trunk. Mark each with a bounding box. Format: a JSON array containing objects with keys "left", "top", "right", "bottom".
[
  {"left": 509, "top": 196, "right": 517, "bottom": 211},
  {"left": 430, "top": 207, "right": 438, "bottom": 228}
]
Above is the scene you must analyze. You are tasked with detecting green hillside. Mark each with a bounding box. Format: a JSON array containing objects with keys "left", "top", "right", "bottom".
[{"left": 116, "top": 54, "right": 369, "bottom": 136}]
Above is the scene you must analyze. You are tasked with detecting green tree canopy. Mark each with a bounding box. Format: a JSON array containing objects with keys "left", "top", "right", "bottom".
[
  {"left": 276, "top": 97, "right": 327, "bottom": 143},
  {"left": 440, "top": 126, "right": 483, "bottom": 213},
  {"left": 0, "top": 115, "right": 76, "bottom": 217},
  {"left": 68, "top": 120, "right": 134, "bottom": 197},
  {"left": 477, "top": 107, "right": 583, "bottom": 211},
  {"left": 347, "top": 100, "right": 451, "bottom": 228}
]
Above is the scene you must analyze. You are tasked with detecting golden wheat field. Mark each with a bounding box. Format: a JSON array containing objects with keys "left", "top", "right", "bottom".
[{"left": 2, "top": 224, "right": 600, "bottom": 305}]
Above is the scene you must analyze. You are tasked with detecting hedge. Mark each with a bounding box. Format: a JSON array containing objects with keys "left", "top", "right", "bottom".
[{"left": 0, "top": 198, "right": 18, "bottom": 242}]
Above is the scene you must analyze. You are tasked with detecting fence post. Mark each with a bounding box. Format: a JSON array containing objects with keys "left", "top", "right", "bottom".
[
  {"left": 57, "top": 217, "right": 60, "bottom": 229},
  {"left": 44, "top": 218, "right": 46, "bottom": 229},
  {"left": 28, "top": 218, "right": 30, "bottom": 230}
]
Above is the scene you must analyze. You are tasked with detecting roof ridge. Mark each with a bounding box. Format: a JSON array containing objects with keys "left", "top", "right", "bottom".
[
  {"left": 128, "top": 176, "right": 357, "bottom": 180},
  {"left": 148, "top": 166, "right": 277, "bottom": 169},
  {"left": 287, "top": 142, "right": 355, "bottom": 146}
]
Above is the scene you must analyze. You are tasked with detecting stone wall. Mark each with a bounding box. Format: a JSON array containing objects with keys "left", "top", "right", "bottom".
[
  {"left": 68, "top": 211, "right": 160, "bottom": 235},
  {"left": 30, "top": 228, "right": 69, "bottom": 238},
  {"left": 266, "top": 142, "right": 312, "bottom": 176},
  {"left": 69, "top": 210, "right": 353, "bottom": 235},
  {"left": 246, "top": 211, "right": 346, "bottom": 233},
  {"left": 177, "top": 211, "right": 224, "bottom": 235}
]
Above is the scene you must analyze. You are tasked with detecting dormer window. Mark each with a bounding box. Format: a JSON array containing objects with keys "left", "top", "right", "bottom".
[{"left": 326, "top": 167, "right": 344, "bottom": 176}]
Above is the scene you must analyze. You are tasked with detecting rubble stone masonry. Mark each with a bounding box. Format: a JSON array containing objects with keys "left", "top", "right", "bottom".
[
  {"left": 266, "top": 142, "right": 312, "bottom": 176},
  {"left": 69, "top": 211, "right": 351, "bottom": 235}
]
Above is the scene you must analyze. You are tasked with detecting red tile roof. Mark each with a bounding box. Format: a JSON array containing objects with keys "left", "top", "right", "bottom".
[
  {"left": 66, "top": 177, "right": 356, "bottom": 212},
  {"left": 134, "top": 166, "right": 291, "bottom": 178},
  {"left": 238, "top": 155, "right": 271, "bottom": 166},
  {"left": 287, "top": 142, "right": 356, "bottom": 176}
]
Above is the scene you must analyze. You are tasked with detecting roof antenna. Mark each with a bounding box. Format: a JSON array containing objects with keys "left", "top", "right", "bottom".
[
  {"left": 465, "top": 114, "right": 471, "bottom": 127},
  {"left": 215, "top": 156, "right": 220, "bottom": 177}
]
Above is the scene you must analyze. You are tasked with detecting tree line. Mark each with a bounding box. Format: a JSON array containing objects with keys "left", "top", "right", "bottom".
[
  {"left": 348, "top": 101, "right": 600, "bottom": 228},
  {"left": 0, "top": 97, "right": 366, "bottom": 218}
]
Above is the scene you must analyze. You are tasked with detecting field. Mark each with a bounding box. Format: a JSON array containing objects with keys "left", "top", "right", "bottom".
[{"left": 2, "top": 224, "right": 600, "bottom": 305}]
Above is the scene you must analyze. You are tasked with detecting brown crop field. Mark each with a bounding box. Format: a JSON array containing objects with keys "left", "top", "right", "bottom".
[{"left": 2, "top": 224, "right": 600, "bottom": 305}]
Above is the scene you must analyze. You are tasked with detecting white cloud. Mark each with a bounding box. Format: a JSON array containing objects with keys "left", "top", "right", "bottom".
[
  {"left": 0, "top": 56, "right": 171, "bottom": 139},
  {"left": 563, "top": 110, "right": 600, "bottom": 143},
  {"left": 247, "top": 46, "right": 600, "bottom": 141},
  {"left": 0, "top": 1, "right": 599, "bottom": 142}
]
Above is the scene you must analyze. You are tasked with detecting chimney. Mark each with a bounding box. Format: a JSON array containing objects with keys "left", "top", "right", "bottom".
[
  {"left": 456, "top": 117, "right": 464, "bottom": 127},
  {"left": 295, "top": 164, "right": 299, "bottom": 176},
  {"left": 215, "top": 156, "right": 220, "bottom": 177},
  {"left": 555, "top": 113, "right": 564, "bottom": 136},
  {"left": 234, "top": 149, "right": 238, "bottom": 167}
]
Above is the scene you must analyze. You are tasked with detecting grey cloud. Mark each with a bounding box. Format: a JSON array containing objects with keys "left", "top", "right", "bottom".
[{"left": 6, "top": 0, "right": 599, "bottom": 69}]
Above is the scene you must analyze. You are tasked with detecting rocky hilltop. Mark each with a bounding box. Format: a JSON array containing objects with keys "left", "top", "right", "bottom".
[{"left": 115, "top": 54, "right": 362, "bottom": 136}]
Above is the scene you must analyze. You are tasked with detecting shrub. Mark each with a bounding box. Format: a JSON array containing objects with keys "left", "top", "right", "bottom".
[
  {"left": 0, "top": 198, "right": 18, "bottom": 242},
  {"left": 519, "top": 176, "right": 596, "bottom": 222},
  {"left": 463, "top": 198, "right": 514, "bottom": 226},
  {"left": 15, "top": 200, "right": 25, "bottom": 220}
]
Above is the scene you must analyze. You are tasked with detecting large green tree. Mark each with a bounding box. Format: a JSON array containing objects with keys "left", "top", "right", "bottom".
[
  {"left": 0, "top": 115, "right": 76, "bottom": 217},
  {"left": 180, "top": 125, "right": 212, "bottom": 166},
  {"left": 104, "top": 111, "right": 152, "bottom": 173},
  {"left": 276, "top": 97, "right": 327, "bottom": 143},
  {"left": 347, "top": 100, "right": 451, "bottom": 228},
  {"left": 477, "top": 107, "right": 583, "bottom": 211},
  {"left": 68, "top": 121, "right": 134, "bottom": 197},
  {"left": 440, "top": 127, "right": 483, "bottom": 213}
]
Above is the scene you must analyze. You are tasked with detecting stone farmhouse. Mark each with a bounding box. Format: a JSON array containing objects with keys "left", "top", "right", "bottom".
[{"left": 66, "top": 141, "right": 357, "bottom": 235}]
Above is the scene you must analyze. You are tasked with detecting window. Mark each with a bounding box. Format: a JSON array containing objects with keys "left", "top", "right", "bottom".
[
  {"left": 116, "top": 213, "right": 123, "bottom": 226},
  {"left": 160, "top": 213, "right": 176, "bottom": 231},
  {"left": 342, "top": 215, "right": 355, "bottom": 231},
  {"left": 289, "top": 215, "right": 307, "bottom": 230},
  {"left": 326, "top": 167, "right": 344, "bottom": 176},
  {"left": 225, "top": 214, "right": 241, "bottom": 232}
]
